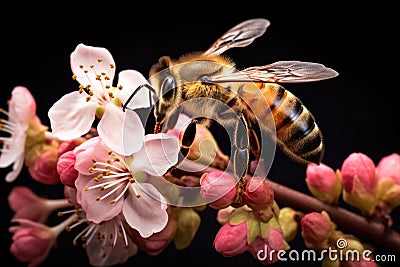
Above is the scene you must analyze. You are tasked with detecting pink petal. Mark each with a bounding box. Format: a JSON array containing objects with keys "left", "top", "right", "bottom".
[
  {"left": 70, "top": 44, "right": 115, "bottom": 88},
  {"left": 74, "top": 137, "right": 111, "bottom": 175},
  {"left": 97, "top": 105, "right": 145, "bottom": 155},
  {"left": 130, "top": 133, "right": 179, "bottom": 176},
  {"left": 123, "top": 183, "right": 168, "bottom": 238},
  {"left": 48, "top": 91, "right": 97, "bottom": 140},
  {"left": 117, "top": 70, "right": 154, "bottom": 110},
  {"left": 9, "top": 86, "right": 37, "bottom": 122},
  {"left": 75, "top": 174, "right": 123, "bottom": 223}
]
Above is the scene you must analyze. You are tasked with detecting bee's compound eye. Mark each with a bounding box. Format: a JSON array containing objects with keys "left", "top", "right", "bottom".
[{"left": 161, "top": 75, "right": 176, "bottom": 100}]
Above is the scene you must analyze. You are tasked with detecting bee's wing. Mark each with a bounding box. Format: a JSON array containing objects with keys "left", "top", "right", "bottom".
[
  {"left": 207, "top": 61, "right": 339, "bottom": 83},
  {"left": 203, "top": 18, "right": 270, "bottom": 56}
]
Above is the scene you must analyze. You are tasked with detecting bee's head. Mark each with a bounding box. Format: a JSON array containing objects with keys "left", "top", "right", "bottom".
[{"left": 149, "top": 56, "right": 181, "bottom": 132}]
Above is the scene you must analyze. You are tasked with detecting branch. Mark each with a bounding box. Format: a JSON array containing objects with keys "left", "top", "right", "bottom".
[{"left": 172, "top": 160, "right": 400, "bottom": 252}]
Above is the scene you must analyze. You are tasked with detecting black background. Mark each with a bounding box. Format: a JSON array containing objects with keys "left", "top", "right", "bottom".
[{"left": 1, "top": 2, "right": 399, "bottom": 267}]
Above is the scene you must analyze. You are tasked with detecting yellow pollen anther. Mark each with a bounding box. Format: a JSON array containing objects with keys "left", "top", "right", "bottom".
[
  {"left": 97, "top": 174, "right": 103, "bottom": 179},
  {"left": 66, "top": 226, "right": 71, "bottom": 231},
  {"left": 97, "top": 58, "right": 103, "bottom": 62},
  {"left": 108, "top": 92, "right": 114, "bottom": 98},
  {"left": 109, "top": 63, "right": 114, "bottom": 68},
  {"left": 96, "top": 196, "right": 101, "bottom": 201},
  {"left": 88, "top": 167, "right": 94, "bottom": 173},
  {"left": 82, "top": 243, "right": 87, "bottom": 249},
  {"left": 94, "top": 177, "right": 100, "bottom": 182},
  {"left": 118, "top": 85, "right": 123, "bottom": 90},
  {"left": 92, "top": 158, "right": 97, "bottom": 163},
  {"left": 84, "top": 70, "right": 88, "bottom": 73},
  {"left": 136, "top": 194, "right": 141, "bottom": 198},
  {"left": 111, "top": 199, "right": 116, "bottom": 204},
  {"left": 89, "top": 91, "right": 94, "bottom": 96},
  {"left": 114, "top": 157, "right": 120, "bottom": 162},
  {"left": 86, "top": 96, "right": 91, "bottom": 102},
  {"left": 105, "top": 76, "right": 110, "bottom": 80},
  {"left": 101, "top": 72, "right": 106, "bottom": 75},
  {"left": 84, "top": 187, "right": 89, "bottom": 191},
  {"left": 72, "top": 74, "right": 77, "bottom": 80},
  {"left": 79, "top": 64, "right": 84, "bottom": 68},
  {"left": 106, "top": 159, "right": 111, "bottom": 164},
  {"left": 96, "top": 75, "right": 101, "bottom": 80},
  {"left": 129, "top": 178, "right": 135, "bottom": 183},
  {"left": 105, "top": 170, "right": 111, "bottom": 175},
  {"left": 79, "top": 88, "right": 83, "bottom": 94},
  {"left": 90, "top": 64, "right": 94, "bottom": 68},
  {"left": 105, "top": 85, "right": 111, "bottom": 89},
  {"left": 58, "top": 211, "right": 63, "bottom": 216},
  {"left": 108, "top": 150, "right": 112, "bottom": 155}
]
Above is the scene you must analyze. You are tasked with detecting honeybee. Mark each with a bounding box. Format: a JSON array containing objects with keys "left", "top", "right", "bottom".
[{"left": 124, "top": 18, "right": 338, "bottom": 184}]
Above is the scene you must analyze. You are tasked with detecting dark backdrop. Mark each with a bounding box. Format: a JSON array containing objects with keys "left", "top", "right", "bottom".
[{"left": 1, "top": 3, "right": 399, "bottom": 267}]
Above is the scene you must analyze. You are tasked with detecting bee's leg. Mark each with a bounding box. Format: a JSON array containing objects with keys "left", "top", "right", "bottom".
[
  {"left": 122, "top": 84, "right": 157, "bottom": 112},
  {"left": 231, "top": 113, "right": 250, "bottom": 207},
  {"left": 178, "top": 118, "right": 197, "bottom": 164},
  {"left": 248, "top": 121, "right": 261, "bottom": 161}
]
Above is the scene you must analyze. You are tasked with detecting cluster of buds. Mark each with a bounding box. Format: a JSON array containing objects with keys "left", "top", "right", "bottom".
[
  {"left": 199, "top": 170, "right": 305, "bottom": 264},
  {"left": 306, "top": 152, "right": 400, "bottom": 219}
]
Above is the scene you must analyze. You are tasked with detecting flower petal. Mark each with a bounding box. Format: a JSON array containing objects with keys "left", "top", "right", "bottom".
[
  {"left": 0, "top": 124, "right": 27, "bottom": 168},
  {"left": 130, "top": 133, "right": 179, "bottom": 176},
  {"left": 70, "top": 44, "right": 115, "bottom": 88},
  {"left": 75, "top": 174, "right": 123, "bottom": 223},
  {"left": 117, "top": 70, "right": 154, "bottom": 110},
  {"left": 9, "top": 86, "right": 37, "bottom": 122},
  {"left": 98, "top": 105, "right": 145, "bottom": 156},
  {"left": 48, "top": 91, "right": 97, "bottom": 140},
  {"left": 5, "top": 154, "right": 24, "bottom": 182},
  {"left": 123, "top": 183, "right": 168, "bottom": 238}
]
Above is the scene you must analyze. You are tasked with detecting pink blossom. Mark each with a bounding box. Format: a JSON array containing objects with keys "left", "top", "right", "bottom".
[
  {"left": 74, "top": 135, "right": 179, "bottom": 238},
  {"left": 341, "top": 152, "right": 377, "bottom": 193},
  {"left": 306, "top": 163, "right": 342, "bottom": 204},
  {"left": 8, "top": 186, "right": 72, "bottom": 223},
  {"left": 57, "top": 150, "right": 79, "bottom": 187},
  {"left": 243, "top": 176, "right": 274, "bottom": 211},
  {"left": 0, "top": 86, "right": 37, "bottom": 182},
  {"left": 248, "top": 228, "right": 286, "bottom": 265},
  {"left": 200, "top": 170, "right": 237, "bottom": 209},
  {"left": 213, "top": 221, "right": 248, "bottom": 256},
  {"left": 376, "top": 153, "right": 400, "bottom": 184},
  {"left": 48, "top": 43, "right": 154, "bottom": 155}
]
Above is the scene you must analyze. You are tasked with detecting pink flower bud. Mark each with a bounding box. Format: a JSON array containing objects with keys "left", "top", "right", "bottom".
[
  {"left": 8, "top": 186, "right": 50, "bottom": 223},
  {"left": 376, "top": 153, "right": 400, "bottom": 184},
  {"left": 28, "top": 144, "right": 60, "bottom": 185},
  {"left": 248, "top": 228, "right": 286, "bottom": 265},
  {"left": 306, "top": 163, "right": 342, "bottom": 204},
  {"left": 9, "top": 219, "right": 56, "bottom": 267},
  {"left": 57, "top": 150, "right": 78, "bottom": 187},
  {"left": 58, "top": 138, "right": 86, "bottom": 156},
  {"left": 243, "top": 176, "right": 274, "bottom": 211},
  {"left": 213, "top": 221, "right": 248, "bottom": 257},
  {"left": 301, "top": 211, "right": 332, "bottom": 250},
  {"left": 200, "top": 170, "right": 237, "bottom": 209},
  {"left": 341, "top": 152, "right": 377, "bottom": 193},
  {"left": 131, "top": 216, "right": 177, "bottom": 255}
]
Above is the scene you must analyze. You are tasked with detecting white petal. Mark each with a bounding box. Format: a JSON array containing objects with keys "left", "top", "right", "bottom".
[
  {"left": 130, "top": 133, "right": 179, "bottom": 176},
  {"left": 70, "top": 44, "right": 116, "bottom": 89},
  {"left": 97, "top": 104, "right": 144, "bottom": 155},
  {"left": 123, "top": 183, "right": 168, "bottom": 238},
  {"left": 5, "top": 154, "right": 24, "bottom": 182},
  {"left": 117, "top": 70, "right": 154, "bottom": 110},
  {"left": 48, "top": 91, "right": 97, "bottom": 140},
  {"left": 0, "top": 124, "right": 26, "bottom": 167}
]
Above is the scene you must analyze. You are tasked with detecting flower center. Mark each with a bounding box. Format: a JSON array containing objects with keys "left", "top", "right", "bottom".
[
  {"left": 73, "top": 58, "right": 121, "bottom": 105},
  {"left": 84, "top": 151, "right": 141, "bottom": 204}
]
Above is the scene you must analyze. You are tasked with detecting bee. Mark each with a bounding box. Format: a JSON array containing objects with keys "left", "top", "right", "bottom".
[{"left": 123, "top": 18, "right": 338, "bottom": 190}]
